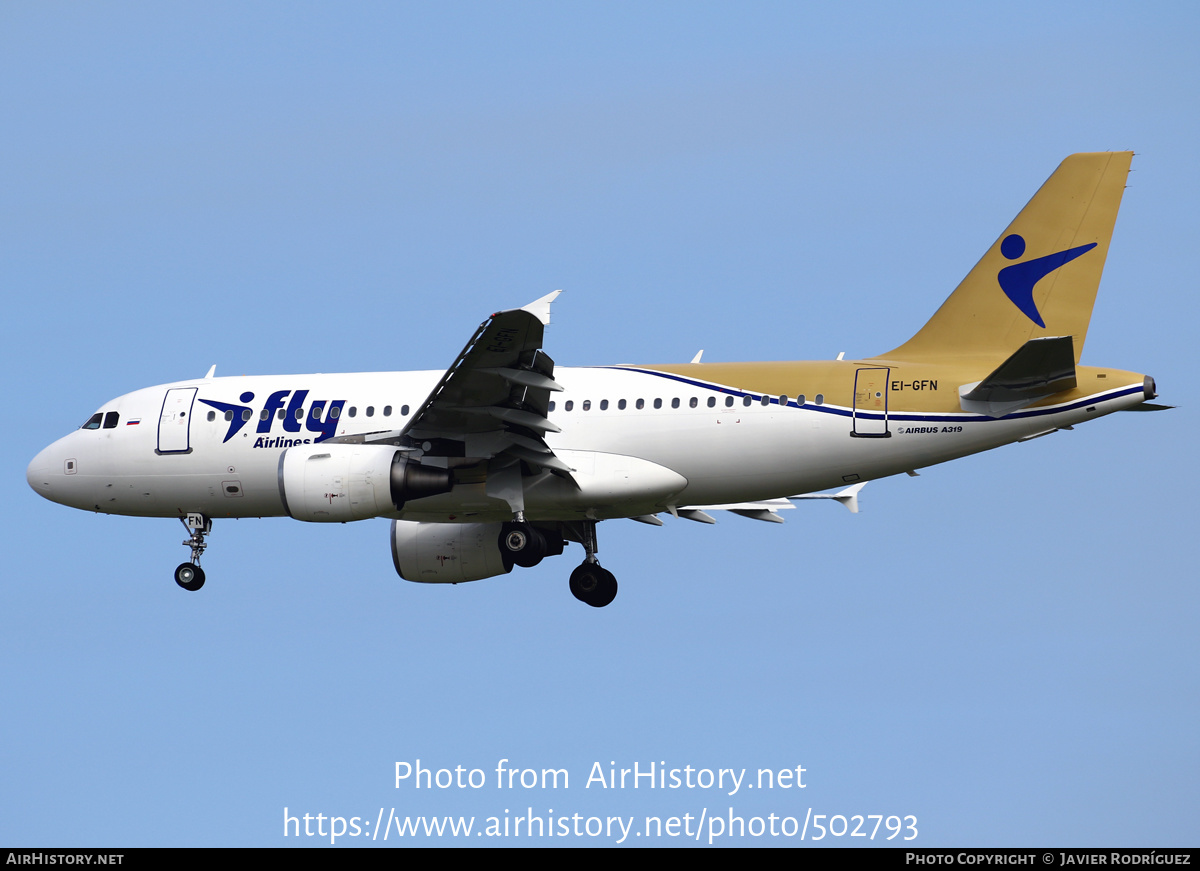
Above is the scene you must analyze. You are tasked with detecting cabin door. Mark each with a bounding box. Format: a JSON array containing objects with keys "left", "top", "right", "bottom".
[
  {"left": 852, "top": 368, "right": 890, "bottom": 438},
  {"left": 158, "top": 388, "right": 197, "bottom": 454}
]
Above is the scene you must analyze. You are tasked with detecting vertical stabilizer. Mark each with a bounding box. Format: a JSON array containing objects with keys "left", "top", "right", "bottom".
[{"left": 879, "top": 152, "right": 1132, "bottom": 364}]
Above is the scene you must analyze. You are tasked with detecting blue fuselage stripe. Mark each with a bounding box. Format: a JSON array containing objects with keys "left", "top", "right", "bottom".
[{"left": 603, "top": 367, "right": 1142, "bottom": 423}]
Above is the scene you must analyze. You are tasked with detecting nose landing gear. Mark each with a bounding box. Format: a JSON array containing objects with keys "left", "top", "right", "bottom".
[
  {"left": 175, "top": 513, "right": 210, "bottom": 591},
  {"left": 174, "top": 561, "right": 205, "bottom": 591}
]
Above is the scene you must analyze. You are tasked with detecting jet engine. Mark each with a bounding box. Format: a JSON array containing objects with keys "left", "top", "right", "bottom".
[
  {"left": 390, "top": 520, "right": 512, "bottom": 584},
  {"left": 278, "top": 444, "right": 452, "bottom": 522}
]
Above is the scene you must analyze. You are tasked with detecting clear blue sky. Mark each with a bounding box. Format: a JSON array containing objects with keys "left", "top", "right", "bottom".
[{"left": 2, "top": 1, "right": 1196, "bottom": 847}]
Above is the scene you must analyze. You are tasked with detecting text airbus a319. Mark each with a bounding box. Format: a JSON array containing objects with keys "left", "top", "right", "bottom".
[{"left": 27, "top": 152, "right": 1164, "bottom": 607}]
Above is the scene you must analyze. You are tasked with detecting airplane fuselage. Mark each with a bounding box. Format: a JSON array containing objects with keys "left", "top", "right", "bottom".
[
  {"left": 24, "top": 153, "right": 1159, "bottom": 605},
  {"left": 27, "top": 360, "right": 1151, "bottom": 523}
]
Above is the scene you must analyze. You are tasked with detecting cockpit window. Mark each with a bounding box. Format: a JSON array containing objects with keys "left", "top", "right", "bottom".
[
  {"left": 102, "top": 411, "right": 120, "bottom": 429},
  {"left": 81, "top": 413, "right": 103, "bottom": 430}
]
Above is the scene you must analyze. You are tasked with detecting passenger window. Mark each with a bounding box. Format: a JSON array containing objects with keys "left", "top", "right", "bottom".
[
  {"left": 81, "top": 413, "right": 103, "bottom": 430},
  {"left": 636, "top": 399, "right": 644, "bottom": 410},
  {"left": 402, "top": 405, "right": 410, "bottom": 416},
  {"left": 815, "top": 394, "right": 824, "bottom": 405},
  {"left": 707, "top": 396, "right": 716, "bottom": 408},
  {"left": 565, "top": 400, "right": 574, "bottom": 411},
  {"left": 310, "top": 405, "right": 323, "bottom": 419},
  {"left": 743, "top": 396, "right": 752, "bottom": 406},
  {"left": 103, "top": 411, "right": 120, "bottom": 429},
  {"left": 260, "top": 409, "right": 269, "bottom": 420},
  {"left": 618, "top": 399, "right": 626, "bottom": 410},
  {"left": 582, "top": 400, "right": 591, "bottom": 411},
  {"left": 761, "top": 395, "right": 770, "bottom": 406},
  {"left": 225, "top": 410, "right": 235, "bottom": 421},
  {"left": 330, "top": 406, "right": 340, "bottom": 419},
  {"left": 294, "top": 408, "right": 304, "bottom": 420},
  {"left": 689, "top": 397, "right": 698, "bottom": 408},
  {"left": 600, "top": 399, "right": 608, "bottom": 410},
  {"left": 207, "top": 411, "right": 216, "bottom": 422},
  {"left": 797, "top": 394, "right": 806, "bottom": 405},
  {"left": 548, "top": 401, "right": 556, "bottom": 412},
  {"left": 779, "top": 395, "right": 788, "bottom": 406},
  {"left": 241, "top": 409, "right": 252, "bottom": 421},
  {"left": 654, "top": 398, "right": 662, "bottom": 409},
  {"left": 366, "top": 406, "right": 375, "bottom": 417},
  {"left": 384, "top": 406, "right": 392, "bottom": 416},
  {"left": 671, "top": 398, "right": 680, "bottom": 409},
  {"left": 725, "top": 396, "right": 734, "bottom": 407},
  {"left": 348, "top": 407, "right": 357, "bottom": 418}
]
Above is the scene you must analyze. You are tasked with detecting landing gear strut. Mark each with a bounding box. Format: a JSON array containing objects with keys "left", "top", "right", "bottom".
[
  {"left": 175, "top": 513, "right": 210, "bottom": 591},
  {"left": 568, "top": 519, "right": 618, "bottom": 607}
]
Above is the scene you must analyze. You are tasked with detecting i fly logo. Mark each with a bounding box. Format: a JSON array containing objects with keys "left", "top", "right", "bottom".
[
  {"left": 199, "top": 390, "right": 347, "bottom": 446},
  {"left": 997, "top": 233, "right": 1097, "bottom": 327}
]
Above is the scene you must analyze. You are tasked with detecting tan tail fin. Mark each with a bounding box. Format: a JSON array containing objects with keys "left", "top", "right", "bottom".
[{"left": 879, "top": 152, "right": 1132, "bottom": 364}]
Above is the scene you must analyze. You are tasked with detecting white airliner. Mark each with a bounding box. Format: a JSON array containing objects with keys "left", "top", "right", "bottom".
[{"left": 26, "top": 153, "right": 1163, "bottom": 606}]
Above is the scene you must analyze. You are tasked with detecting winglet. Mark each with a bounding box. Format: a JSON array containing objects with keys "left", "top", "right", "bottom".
[
  {"left": 833, "top": 482, "right": 865, "bottom": 514},
  {"left": 790, "top": 481, "right": 867, "bottom": 513},
  {"left": 521, "top": 290, "right": 562, "bottom": 326}
]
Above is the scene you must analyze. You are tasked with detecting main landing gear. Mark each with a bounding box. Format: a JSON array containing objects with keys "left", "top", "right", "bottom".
[
  {"left": 175, "top": 513, "right": 210, "bottom": 592},
  {"left": 498, "top": 520, "right": 549, "bottom": 568},
  {"left": 502, "top": 516, "right": 619, "bottom": 607},
  {"left": 569, "top": 562, "right": 617, "bottom": 608},
  {"left": 567, "top": 519, "right": 617, "bottom": 608}
]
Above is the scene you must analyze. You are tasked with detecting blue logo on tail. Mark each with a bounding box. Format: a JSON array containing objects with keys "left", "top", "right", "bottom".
[{"left": 997, "top": 234, "right": 1096, "bottom": 327}]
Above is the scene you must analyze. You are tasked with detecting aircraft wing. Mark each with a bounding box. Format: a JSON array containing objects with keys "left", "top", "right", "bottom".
[
  {"left": 398, "top": 290, "right": 572, "bottom": 475},
  {"left": 665, "top": 483, "right": 867, "bottom": 525}
]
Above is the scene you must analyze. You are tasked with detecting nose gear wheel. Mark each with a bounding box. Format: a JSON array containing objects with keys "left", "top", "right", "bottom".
[{"left": 175, "top": 513, "right": 211, "bottom": 591}]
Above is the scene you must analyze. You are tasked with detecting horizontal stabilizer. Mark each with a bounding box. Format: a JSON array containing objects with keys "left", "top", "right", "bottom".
[
  {"left": 1121, "top": 402, "right": 1174, "bottom": 412},
  {"left": 959, "top": 336, "right": 1076, "bottom": 418}
]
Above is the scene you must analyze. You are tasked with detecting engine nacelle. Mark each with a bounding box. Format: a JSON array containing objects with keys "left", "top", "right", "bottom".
[
  {"left": 391, "top": 520, "right": 512, "bottom": 584},
  {"left": 278, "top": 444, "right": 452, "bottom": 522}
]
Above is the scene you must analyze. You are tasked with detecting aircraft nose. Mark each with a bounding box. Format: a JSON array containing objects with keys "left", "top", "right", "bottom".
[
  {"left": 26, "top": 445, "right": 57, "bottom": 497},
  {"left": 27, "top": 434, "right": 99, "bottom": 510}
]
